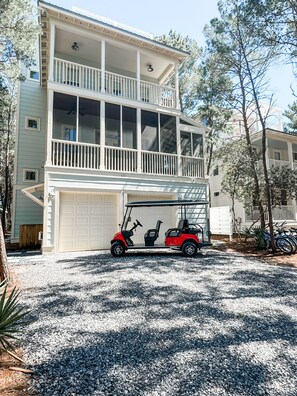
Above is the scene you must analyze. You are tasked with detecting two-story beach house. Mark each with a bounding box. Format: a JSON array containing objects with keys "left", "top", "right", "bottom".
[
  {"left": 210, "top": 107, "right": 297, "bottom": 231},
  {"left": 12, "top": 1, "right": 209, "bottom": 253}
]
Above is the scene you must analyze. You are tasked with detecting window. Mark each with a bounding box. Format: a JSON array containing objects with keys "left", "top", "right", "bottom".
[
  {"left": 181, "top": 131, "right": 203, "bottom": 157},
  {"left": 53, "top": 93, "right": 77, "bottom": 140},
  {"left": 29, "top": 70, "right": 40, "bottom": 80},
  {"left": 25, "top": 117, "right": 40, "bottom": 131},
  {"left": 293, "top": 152, "right": 297, "bottom": 162},
  {"left": 213, "top": 165, "right": 219, "bottom": 176},
  {"left": 160, "top": 114, "right": 176, "bottom": 154},
  {"left": 274, "top": 151, "right": 281, "bottom": 161},
  {"left": 23, "top": 169, "right": 38, "bottom": 183},
  {"left": 193, "top": 134, "right": 203, "bottom": 157},
  {"left": 63, "top": 125, "right": 76, "bottom": 141},
  {"left": 214, "top": 192, "right": 220, "bottom": 197},
  {"left": 181, "top": 131, "right": 191, "bottom": 156},
  {"left": 79, "top": 98, "right": 100, "bottom": 144},
  {"left": 141, "top": 110, "right": 159, "bottom": 152},
  {"left": 122, "top": 106, "right": 136, "bottom": 149},
  {"left": 105, "top": 103, "right": 120, "bottom": 147},
  {"left": 281, "top": 190, "right": 287, "bottom": 206}
]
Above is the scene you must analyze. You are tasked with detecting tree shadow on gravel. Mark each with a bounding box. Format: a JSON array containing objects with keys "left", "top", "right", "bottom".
[{"left": 21, "top": 250, "right": 297, "bottom": 395}]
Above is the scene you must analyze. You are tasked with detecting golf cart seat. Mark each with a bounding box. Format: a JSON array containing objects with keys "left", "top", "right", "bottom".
[
  {"left": 165, "top": 219, "right": 189, "bottom": 237},
  {"left": 144, "top": 220, "right": 163, "bottom": 246}
]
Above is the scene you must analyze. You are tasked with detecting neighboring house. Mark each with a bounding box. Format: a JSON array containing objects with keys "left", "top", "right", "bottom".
[
  {"left": 11, "top": 1, "right": 209, "bottom": 253},
  {"left": 210, "top": 127, "right": 297, "bottom": 231}
]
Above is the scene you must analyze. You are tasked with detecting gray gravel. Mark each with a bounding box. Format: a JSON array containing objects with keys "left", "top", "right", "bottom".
[{"left": 8, "top": 248, "right": 297, "bottom": 396}]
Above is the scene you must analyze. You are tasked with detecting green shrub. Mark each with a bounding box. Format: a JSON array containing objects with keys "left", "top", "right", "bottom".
[{"left": 0, "top": 286, "right": 30, "bottom": 351}]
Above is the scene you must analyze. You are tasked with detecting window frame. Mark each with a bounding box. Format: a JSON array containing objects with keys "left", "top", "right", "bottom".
[
  {"left": 28, "top": 69, "right": 40, "bottom": 81},
  {"left": 25, "top": 116, "right": 40, "bottom": 131},
  {"left": 23, "top": 168, "right": 39, "bottom": 183},
  {"left": 273, "top": 150, "right": 281, "bottom": 161}
]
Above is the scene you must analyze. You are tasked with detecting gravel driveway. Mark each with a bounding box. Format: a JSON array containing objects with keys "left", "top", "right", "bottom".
[{"left": 9, "top": 248, "right": 297, "bottom": 396}]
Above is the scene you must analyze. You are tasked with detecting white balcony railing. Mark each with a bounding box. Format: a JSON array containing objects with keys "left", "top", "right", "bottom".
[
  {"left": 105, "top": 146, "right": 137, "bottom": 173},
  {"left": 51, "top": 140, "right": 205, "bottom": 179},
  {"left": 141, "top": 151, "right": 177, "bottom": 176},
  {"left": 105, "top": 71, "right": 137, "bottom": 100},
  {"left": 140, "top": 81, "right": 176, "bottom": 108},
  {"left": 53, "top": 58, "right": 101, "bottom": 91},
  {"left": 269, "top": 159, "right": 291, "bottom": 168},
  {"left": 53, "top": 58, "right": 176, "bottom": 109},
  {"left": 246, "top": 205, "right": 296, "bottom": 221},
  {"left": 52, "top": 140, "right": 100, "bottom": 169},
  {"left": 181, "top": 156, "right": 204, "bottom": 179}
]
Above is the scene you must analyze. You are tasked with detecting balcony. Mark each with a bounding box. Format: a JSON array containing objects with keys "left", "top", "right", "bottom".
[
  {"left": 53, "top": 58, "right": 176, "bottom": 109},
  {"left": 268, "top": 159, "right": 291, "bottom": 168},
  {"left": 246, "top": 205, "right": 296, "bottom": 222},
  {"left": 51, "top": 140, "right": 205, "bottom": 179}
]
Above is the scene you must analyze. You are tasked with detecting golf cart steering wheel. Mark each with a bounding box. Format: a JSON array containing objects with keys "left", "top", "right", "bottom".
[{"left": 136, "top": 219, "right": 143, "bottom": 227}]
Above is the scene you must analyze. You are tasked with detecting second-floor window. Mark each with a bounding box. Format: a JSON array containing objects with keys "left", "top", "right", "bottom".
[
  {"left": 181, "top": 131, "right": 203, "bottom": 157},
  {"left": 141, "top": 110, "right": 177, "bottom": 153},
  {"left": 53, "top": 93, "right": 101, "bottom": 144},
  {"left": 105, "top": 103, "right": 137, "bottom": 149}
]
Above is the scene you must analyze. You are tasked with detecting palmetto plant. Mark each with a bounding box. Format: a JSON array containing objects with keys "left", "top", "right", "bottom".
[{"left": 0, "top": 286, "right": 30, "bottom": 351}]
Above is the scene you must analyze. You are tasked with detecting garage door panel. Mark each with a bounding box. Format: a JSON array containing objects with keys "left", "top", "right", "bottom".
[{"left": 59, "top": 193, "right": 118, "bottom": 252}]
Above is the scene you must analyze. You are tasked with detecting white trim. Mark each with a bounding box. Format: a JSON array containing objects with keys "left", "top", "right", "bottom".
[
  {"left": 25, "top": 116, "right": 40, "bottom": 131},
  {"left": 28, "top": 69, "right": 40, "bottom": 82},
  {"left": 101, "top": 40, "right": 105, "bottom": 93},
  {"left": 21, "top": 183, "right": 44, "bottom": 207}
]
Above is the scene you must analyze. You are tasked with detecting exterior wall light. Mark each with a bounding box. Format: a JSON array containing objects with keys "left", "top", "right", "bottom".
[{"left": 147, "top": 64, "right": 154, "bottom": 72}]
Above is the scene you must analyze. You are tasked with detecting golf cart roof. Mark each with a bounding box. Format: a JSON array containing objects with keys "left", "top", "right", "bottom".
[{"left": 126, "top": 200, "right": 208, "bottom": 208}]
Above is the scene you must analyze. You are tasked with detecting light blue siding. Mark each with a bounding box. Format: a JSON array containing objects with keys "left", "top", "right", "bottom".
[
  {"left": 14, "top": 190, "right": 43, "bottom": 238},
  {"left": 16, "top": 79, "right": 46, "bottom": 185}
]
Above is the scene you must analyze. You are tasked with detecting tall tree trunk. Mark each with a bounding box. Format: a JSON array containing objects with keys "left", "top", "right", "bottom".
[
  {"left": 241, "top": 60, "right": 276, "bottom": 251},
  {"left": 0, "top": 222, "right": 9, "bottom": 284},
  {"left": 238, "top": 70, "right": 266, "bottom": 229}
]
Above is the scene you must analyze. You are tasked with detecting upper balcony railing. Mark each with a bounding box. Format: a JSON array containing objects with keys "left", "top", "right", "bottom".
[
  {"left": 268, "top": 159, "right": 291, "bottom": 168},
  {"left": 53, "top": 58, "right": 176, "bottom": 109},
  {"left": 51, "top": 139, "right": 204, "bottom": 179},
  {"left": 246, "top": 205, "right": 296, "bottom": 222}
]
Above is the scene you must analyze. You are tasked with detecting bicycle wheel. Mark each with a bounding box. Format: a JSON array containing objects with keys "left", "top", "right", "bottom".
[
  {"left": 286, "top": 235, "right": 297, "bottom": 253},
  {"left": 275, "top": 237, "right": 294, "bottom": 254}
]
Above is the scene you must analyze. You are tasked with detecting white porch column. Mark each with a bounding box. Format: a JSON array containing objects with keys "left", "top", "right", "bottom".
[
  {"left": 287, "top": 141, "right": 294, "bottom": 170},
  {"left": 137, "top": 108, "right": 142, "bottom": 172},
  {"left": 176, "top": 117, "right": 182, "bottom": 176},
  {"left": 101, "top": 40, "right": 106, "bottom": 93},
  {"left": 137, "top": 50, "right": 141, "bottom": 101},
  {"left": 175, "top": 63, "right": 180, "bottom": 110},
  {"left": 100, "top": 101, "right": 105, "bottom": 169},
  {"left": 48, "top": 24, "right": 55, "bottom": 82},
  {"left": 46, "top": 90, "right": 53, "bottom": 165}
]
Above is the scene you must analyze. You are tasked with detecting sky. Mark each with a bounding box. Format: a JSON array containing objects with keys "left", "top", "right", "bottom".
[{"left": 47, "top": 0, "right": 295, "bottom": 111}]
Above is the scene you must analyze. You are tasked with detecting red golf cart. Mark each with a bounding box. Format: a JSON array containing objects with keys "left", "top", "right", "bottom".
[{"left": 110, "top": 199, "right": 211, "bottom": 257}]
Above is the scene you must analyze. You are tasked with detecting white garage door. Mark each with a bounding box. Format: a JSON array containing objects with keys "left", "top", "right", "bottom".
[
  {"left": 128, "top": 194, "right": 176, "bottom": 244},
  {"left": 59, "top": 193, "right": 118, "bottom": 252}
]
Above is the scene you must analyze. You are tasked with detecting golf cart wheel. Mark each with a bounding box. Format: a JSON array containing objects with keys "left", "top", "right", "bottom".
[
  {"left": 111, "top": 242, "right": 125, "bottom": 257},
  {"left": 182, "top": 241, "right": 197, "bottom": 257}
]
